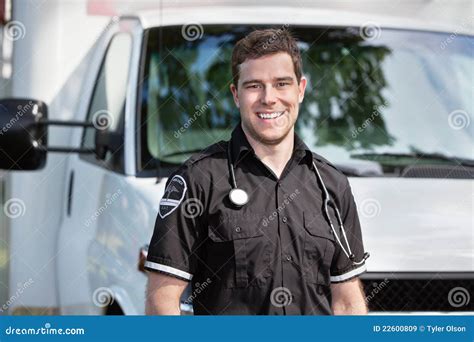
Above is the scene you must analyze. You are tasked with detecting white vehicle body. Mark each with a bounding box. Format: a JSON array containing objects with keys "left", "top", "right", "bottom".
[{"left": 1, "top": 0, "right": 472, "bottom": 315}]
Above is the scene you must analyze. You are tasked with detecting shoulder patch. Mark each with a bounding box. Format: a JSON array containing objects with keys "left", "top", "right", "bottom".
[{"left": 159, "top": 175, "right": 187, "bottom": 218}]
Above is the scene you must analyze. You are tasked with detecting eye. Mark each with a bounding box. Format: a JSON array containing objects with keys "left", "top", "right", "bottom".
[
  {"left": 277, "top": 82, "right": 290, "bottom": 87},
  {"left": 246, "top": 84, "right": 261, "bottom": 89}
]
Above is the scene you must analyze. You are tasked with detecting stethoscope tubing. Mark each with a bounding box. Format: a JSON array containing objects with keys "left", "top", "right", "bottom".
[{"left": 227, "top": 140, "right": 369, "bottom": 266}]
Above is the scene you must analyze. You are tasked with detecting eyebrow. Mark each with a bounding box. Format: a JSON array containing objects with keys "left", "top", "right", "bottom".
[{"left": 241, "top": 77, "right": 295, "bottom": 86}]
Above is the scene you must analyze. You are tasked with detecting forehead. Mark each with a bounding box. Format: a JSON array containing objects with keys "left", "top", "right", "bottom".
[{"left": 239, "top": 52, "right": 296, "bottom": 81}]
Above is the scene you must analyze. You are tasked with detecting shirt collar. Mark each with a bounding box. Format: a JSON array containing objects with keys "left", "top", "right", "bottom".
[{"left": 229, "top": 122, "right": 313, "bottom": 167}]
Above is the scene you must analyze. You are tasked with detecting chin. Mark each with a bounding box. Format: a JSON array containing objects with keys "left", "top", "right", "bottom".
[{"left": 256, "top": 131, "right": 288, "bottom": 145}]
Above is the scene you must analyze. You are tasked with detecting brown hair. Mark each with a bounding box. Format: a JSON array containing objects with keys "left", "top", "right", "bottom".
[{"left": 231, "top": 28, "right": 303, "bottom": 87}]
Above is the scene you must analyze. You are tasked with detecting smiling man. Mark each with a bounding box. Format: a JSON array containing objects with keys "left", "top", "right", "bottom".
[{"left": 145, "top": 29, "right": 369, "bottom": 315}]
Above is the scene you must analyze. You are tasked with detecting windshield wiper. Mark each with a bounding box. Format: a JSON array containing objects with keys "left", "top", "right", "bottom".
[
  {"left": 332, "top": 162, "right": 384, "bottom": 177},
  {"left": 350, "top": 152, "right": 474, "bottom": 167}
]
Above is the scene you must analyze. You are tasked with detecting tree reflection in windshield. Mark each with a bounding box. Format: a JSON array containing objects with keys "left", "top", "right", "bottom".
[
  {"left": 298, "top": 28, "right": 394, "bottom": 151},
  {"left": 140, "top": 25, "right": 473, "bottom": 176}
]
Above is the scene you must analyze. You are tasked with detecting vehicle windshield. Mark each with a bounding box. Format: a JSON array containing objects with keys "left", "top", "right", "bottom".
[{"left": 139, "top": 25, "right": 473, "bottom": 176}]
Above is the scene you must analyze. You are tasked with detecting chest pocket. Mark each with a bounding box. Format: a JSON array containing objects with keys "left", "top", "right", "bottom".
[
  {"left": 207, "top": 214, "right": 272, "bottom": 288},
  {"left": 303, "top": 211, "right": 336, "bottom": 286}
]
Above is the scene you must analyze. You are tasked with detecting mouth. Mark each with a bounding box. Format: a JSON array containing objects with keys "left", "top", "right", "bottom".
[{"left": 256, "top": 111, "right": 285, "bottom": 120}]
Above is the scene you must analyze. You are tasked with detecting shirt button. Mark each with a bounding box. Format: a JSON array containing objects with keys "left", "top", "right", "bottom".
[
  {"left": 235, "top": 226, "right": 241, "bottom": 233},
  {"left": 282, "top": 217, "right": 288, "bottom": 223},
  {"left": 286, "top": 255, "right": 292, "bottom": 261}
]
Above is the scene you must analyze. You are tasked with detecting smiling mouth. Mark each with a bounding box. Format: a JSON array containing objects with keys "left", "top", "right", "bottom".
[{"left": 256, "top": 111, "right": 285, "bottom": 120}]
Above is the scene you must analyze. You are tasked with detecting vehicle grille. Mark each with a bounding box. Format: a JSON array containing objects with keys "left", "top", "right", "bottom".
[
  {"left": 361, "top": 277, "right": 474, "bottom": 312},
  {"left": 401, "top": 165, "right": 474, "bottom": 179}
]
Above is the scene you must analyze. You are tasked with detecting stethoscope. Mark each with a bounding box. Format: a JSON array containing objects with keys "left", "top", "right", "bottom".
[{"left": 227, "top": 141, "right": 370, "bottom": 266}]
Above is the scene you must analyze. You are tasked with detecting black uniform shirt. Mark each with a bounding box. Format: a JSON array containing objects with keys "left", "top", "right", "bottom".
[{"left": 145, "top": 123, "right": 367, "bottom": 315}]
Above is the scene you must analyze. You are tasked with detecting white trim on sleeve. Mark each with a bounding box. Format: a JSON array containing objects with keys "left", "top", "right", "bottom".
[
  {"left": 330, "top": 264, "right": 367, "bottom": 283},
  {"left": 144, "top": 261, "right": 193, "bottom": 280}
]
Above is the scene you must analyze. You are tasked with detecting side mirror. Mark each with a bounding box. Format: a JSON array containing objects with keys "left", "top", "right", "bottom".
[{"left": 0, "top": 99, "right": 48, "bottom": 170}]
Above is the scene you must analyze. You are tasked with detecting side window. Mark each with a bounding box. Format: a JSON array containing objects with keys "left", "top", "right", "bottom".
[{"left": 80, "top": 33, "right": 132, "bottom": 173}]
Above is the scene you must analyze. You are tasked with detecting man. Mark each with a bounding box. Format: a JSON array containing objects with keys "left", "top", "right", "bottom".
[{"left": 145, "top": 29, "right": 368, "bottom": 315}]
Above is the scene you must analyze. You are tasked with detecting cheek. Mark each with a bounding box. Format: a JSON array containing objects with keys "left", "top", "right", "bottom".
[
  {"left": 240, "top": 93, "right": 260, "bottom": 110},
  {"left": 281, "top": 91, "right": 300, "bottom": 109}
]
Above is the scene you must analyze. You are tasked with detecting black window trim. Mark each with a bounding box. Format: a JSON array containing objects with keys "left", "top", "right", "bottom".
[{"left": 79, "top": 32, "right": 133, "bottom": 175}]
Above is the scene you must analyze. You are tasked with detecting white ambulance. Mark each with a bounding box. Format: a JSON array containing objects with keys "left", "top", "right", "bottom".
[{"left": 0, "top": 1, "right": 472, "bottom": 315}]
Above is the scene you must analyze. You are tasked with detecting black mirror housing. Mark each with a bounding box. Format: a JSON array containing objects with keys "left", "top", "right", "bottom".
[{"left": 0, "top": 98, "right": 48, "bottom": 170}]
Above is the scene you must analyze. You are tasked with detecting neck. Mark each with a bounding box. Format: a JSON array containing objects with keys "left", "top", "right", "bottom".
[{"left": 243, "top": 126, "right": 295, "bottom": 179}]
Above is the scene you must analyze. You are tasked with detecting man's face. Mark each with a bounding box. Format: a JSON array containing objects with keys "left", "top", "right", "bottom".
[{"left": 230, "top": 52, "right": 307, "bottom": 146}]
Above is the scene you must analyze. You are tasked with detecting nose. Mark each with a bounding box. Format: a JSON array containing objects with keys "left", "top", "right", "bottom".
[{"left": 260, "top": 85, "right": 277, "bottom": 106}]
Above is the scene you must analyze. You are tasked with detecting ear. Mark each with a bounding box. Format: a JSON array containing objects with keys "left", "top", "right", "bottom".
[
  {"left": 230, "top": 83, "right": 240, "bottom": 108},
  {"left": 298, "top": 76, "right": 307, "bottom": 103}
]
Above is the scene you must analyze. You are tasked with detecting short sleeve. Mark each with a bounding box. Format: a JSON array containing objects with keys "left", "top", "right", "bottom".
[
  {"left": 329, "top": 183, "right": 367, "bottom": 283},
  {"left": 144, "top": 165, "right": 203, "bottom": 281}
]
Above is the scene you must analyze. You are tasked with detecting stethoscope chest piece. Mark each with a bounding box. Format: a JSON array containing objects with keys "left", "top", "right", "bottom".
[{"left": 229, "top": 188, "right": 249, "bottom": 207}]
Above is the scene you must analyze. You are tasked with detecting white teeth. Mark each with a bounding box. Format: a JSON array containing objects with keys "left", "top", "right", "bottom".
[{"left": 257, "top": 111, "right": 284, "bottom": 119}]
